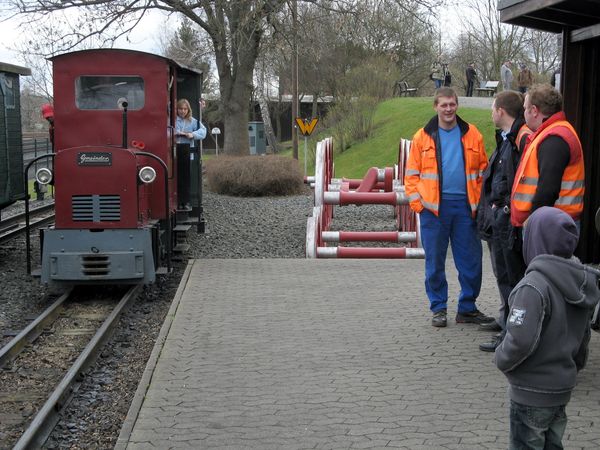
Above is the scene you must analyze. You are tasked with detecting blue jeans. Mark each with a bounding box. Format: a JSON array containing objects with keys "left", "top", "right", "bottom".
[
  {"left": 434, "top": 79, "right": 443, "bottom": 89},
  {"left": 419, "top": 199, "right": 482, "bottom": 314},
  {"left": 509, "top": 401, "right": 567, "bottom": 450}
]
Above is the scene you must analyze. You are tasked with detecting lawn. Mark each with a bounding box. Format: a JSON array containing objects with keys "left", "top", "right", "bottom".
[{"left": 284, "top": 97, "right": 496, "bottom": 179}]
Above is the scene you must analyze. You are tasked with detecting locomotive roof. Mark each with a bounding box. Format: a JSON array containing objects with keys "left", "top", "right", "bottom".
[
  {"left": 0, "top": 61, "right": 31, "bottom": 76},
  {"left": 49, "top": 48, "right": 202, "bottom": 75}
]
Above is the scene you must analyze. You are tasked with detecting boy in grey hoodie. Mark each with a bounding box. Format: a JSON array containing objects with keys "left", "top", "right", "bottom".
[{"left": 495, "top": 206, "right": 600, "bottom": 449}]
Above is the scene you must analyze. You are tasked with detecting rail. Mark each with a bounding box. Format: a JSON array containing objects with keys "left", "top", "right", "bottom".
[
  {"left": 1, "top": 285, "right": 142, "bottom": 449},
  {"left": 0, "top": 202, "right": 55, "bottom": 245}
]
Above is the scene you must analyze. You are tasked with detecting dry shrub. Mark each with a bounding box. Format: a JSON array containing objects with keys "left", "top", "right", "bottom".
[{"left": 205, "top": 155, "right": 304, "bottom": 197}]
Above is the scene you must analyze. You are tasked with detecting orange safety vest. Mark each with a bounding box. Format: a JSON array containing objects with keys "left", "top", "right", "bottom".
[
  {"left": 405, "top": 120, "right": 488, "bottom": 217},
  {"left": 511, "top": 117, "right": 584, "bottom": 226},
  {"left": 515, "top": 124, "right": 532, "bottom": 153}
]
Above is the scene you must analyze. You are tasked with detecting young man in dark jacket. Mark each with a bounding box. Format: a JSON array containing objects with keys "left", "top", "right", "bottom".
[
  {"left": 477, "top": 91, "right": 531, "bottom": 352},
  {"left": 465, "top": 62, "right": 477, "bottom": 97},
  {"left": 495, "top": 206, "right": 600, "bottom": 449}
]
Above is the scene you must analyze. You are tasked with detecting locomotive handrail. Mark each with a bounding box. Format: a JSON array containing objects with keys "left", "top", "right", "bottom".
[
  {"left": 134, "top": 151, "right": 172, "bottom": 273},
  {"left": 24, "top": 153, "right": 56, "bottom": 274}
]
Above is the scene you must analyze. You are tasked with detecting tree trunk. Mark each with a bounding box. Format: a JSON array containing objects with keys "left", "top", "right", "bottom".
[
  {"left": 312, "top": 94, "right": 319, "bottom": 118},
  {"left": 257, "top": 94, "right": 278, "bottom": 153},
  {"left": 222, "top": 99, "right": 250, "bottom": 155}
]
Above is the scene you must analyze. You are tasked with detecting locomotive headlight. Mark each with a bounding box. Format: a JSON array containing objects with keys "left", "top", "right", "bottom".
[
  {"left": 35, "top": 168, "right": 53, "bottom": 185},
  {"left": 138, "top": 166, "right": 157, "bottom": 184}
]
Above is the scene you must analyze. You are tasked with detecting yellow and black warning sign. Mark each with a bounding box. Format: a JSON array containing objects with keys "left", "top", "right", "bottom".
[{"left": 295, "top": 117, "right": 319, "bottom": 136}]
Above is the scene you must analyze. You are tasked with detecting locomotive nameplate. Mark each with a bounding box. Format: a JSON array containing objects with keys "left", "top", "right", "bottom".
[{"left": 77, "top": 152, "right": 112, "bottom": 166}]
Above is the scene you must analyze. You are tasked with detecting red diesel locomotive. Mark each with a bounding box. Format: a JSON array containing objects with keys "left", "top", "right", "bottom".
[{"left": 30, "top": 49, "right": 205, "bottom": 287}]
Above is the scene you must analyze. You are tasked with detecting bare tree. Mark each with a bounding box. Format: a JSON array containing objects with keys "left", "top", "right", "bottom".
[
  {"left": 454, "top": 0, "right": 527, "bottom": 82},
  {"left": 5, "top": 0, "right": 289, "bottom": 155},
  {"left": 523, "top": 29, "right": 560, "bottom": 80},
  {"left": 161, "top": 18, "right": 217, "bottom": 95},
  {"left": 270, "top": 0, "right": 438, "bottom": 100}
]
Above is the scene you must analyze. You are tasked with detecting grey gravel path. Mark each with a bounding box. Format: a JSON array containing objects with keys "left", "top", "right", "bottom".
[{"left": 457, "top": 96, "right": 494, "bottom": 109}]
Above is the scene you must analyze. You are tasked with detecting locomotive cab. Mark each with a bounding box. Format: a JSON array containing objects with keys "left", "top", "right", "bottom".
[{"left": 35, "top": 49, "right": 205, "bottom": 286}]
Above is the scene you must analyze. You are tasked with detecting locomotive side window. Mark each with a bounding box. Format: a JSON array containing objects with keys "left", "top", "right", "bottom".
[{"left": 75, "top": 76, "right": 145, "bottom": 110}]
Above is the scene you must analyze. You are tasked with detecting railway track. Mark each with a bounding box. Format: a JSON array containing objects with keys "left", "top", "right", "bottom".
[
  {"left": 0, "top": 203, "right": 55, "bottom": 245},
  {"left": 0, "top": 284, "right": 142, "bottom": 449}
]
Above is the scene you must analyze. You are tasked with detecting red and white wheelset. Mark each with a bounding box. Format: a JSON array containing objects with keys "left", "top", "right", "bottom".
[{"left": 305, "top": 137, "right": 424, "bottom": 259}]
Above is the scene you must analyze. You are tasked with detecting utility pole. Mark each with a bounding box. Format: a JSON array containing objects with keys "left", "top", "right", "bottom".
[{"left": 291, "top": 0, "right": 299, "bottom": 160}]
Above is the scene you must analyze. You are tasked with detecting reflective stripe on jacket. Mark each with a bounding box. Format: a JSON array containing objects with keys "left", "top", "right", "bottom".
[
  {"left": 511, "top": 115, "right": 584, "bottom": 226},
  {"left": 404, "top": 115, "right": 488, "bottom": 217}
]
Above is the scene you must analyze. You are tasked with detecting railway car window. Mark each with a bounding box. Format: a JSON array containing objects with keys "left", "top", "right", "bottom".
[
  {"left": 0, "top": 74, "right": 16, "bottom": 109},
  {"left": 75, "top": 76, "right": 144, "bottom": 110}
]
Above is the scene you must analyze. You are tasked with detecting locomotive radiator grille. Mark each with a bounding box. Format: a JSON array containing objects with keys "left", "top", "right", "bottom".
[
  {"left": 72, "top": 195, "right": 121, "bottom": 222},
  {"left": 81, "top": 255, "right": 110, "bottom": 277}
]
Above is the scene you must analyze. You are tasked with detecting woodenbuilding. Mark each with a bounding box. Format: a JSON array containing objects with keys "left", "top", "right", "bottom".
[
  {"left": 0, "top": 62, "right": 30, "bottom": 210},
  {"left": 499, "top": 0, "right": 600, "bottom": 262}
]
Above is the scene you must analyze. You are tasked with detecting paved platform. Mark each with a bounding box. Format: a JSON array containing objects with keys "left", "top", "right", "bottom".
[{"left": 116, "top": 256, "right": 600, "bottom": 449}]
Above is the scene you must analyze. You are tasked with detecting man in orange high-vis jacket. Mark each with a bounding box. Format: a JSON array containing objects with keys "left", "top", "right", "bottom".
[
  {"left": 405, "top": 87, "right": 492, "bottom": 328},
  {"left": 511, "top": 84, "right": 584, "bottom": 228}
]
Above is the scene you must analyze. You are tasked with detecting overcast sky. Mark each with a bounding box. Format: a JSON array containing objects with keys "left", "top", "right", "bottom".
[{"left": 0, "top": 9, "right": 176, "bottom": 66}]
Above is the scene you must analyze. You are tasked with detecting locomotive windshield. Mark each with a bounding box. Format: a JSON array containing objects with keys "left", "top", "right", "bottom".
[{"left": 75, "top": 76, "right": 144, "bottom": 110}]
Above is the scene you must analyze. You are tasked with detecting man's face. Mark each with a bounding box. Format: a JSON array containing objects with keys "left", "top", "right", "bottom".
[
  {"left": 435, "top": 96, "right": 458, "bottom": 129},
  {"left": 524, "top": 94, "right": 542, "bottom": 131}
]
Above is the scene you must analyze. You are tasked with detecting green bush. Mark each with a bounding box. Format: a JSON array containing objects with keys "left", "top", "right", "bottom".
[{"left": 205, "top": 155, "right": 304, "bottom": 197}]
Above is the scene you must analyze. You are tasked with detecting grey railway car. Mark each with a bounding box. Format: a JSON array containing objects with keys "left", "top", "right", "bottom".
[{"left": 0, "top": 62, "right": 31, "bottom": 211}]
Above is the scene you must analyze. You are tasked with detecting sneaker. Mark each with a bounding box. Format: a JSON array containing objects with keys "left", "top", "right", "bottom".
[
  {"left": 432, "top": 310, "right": 447, "bottom": 327},
  {"left": 456, "top": 309, "right": 494, "bottom": 324}
]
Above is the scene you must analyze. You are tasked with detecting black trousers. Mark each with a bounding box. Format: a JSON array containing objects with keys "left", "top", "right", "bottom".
[
  {"left": 177, "top": 143, "right": 191, "bottom": 206},
  {"left": 488, "top": 208, "right": 527, "bottom": 328},
  {"left": 466, "top": 81, "right": 474, "bottom": 97}
]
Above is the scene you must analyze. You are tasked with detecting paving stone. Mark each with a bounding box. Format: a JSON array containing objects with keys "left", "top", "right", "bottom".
[{"left": 119, "top": 257, "right": 600, "bottom": 449}]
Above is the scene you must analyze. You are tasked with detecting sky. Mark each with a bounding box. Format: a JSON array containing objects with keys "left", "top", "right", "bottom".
[{"left": 0, "top": 8, "right": 176, "bottom": 67}]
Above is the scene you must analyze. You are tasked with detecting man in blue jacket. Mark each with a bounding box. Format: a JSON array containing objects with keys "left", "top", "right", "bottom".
[{"left": 495, "top": 207, "right": 600, "bottom": 449}]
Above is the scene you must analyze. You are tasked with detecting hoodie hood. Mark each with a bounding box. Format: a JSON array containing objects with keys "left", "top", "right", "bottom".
[
  {"left": 527, "top": 255, "right": 600, "bottom": 309},
  {"left": 524, "top": 207, "right": 599, "bottom": 309},
  {"left": 523, "top": 206, "right": 578, "bottom": 265}
]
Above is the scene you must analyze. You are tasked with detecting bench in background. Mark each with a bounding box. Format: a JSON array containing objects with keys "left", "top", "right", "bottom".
[
  {"left": 393, "top": 81, "right": 418, "bottom": 97},
  {"left": 475, "top": 80, "right": 499, "bottom": 97}
]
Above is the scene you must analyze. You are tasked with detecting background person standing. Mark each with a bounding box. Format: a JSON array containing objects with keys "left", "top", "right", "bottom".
[
  {"left": 465, "top": 62, "right": 478, "bottom": 97},
  {"left": 501, "top": 61, "right": 513, "bottom": 91},
  {"left": 430, "top": 55, "right": 445, "bottom": 89},
  {"left": 517, "top": 64, "right": 534, "bottom": 93},
  {"left": 405, "top": 87, "right": 493, "bottom": 328},
  {"left": 443, "top": 63, "right": 452, "bottom": 87}
]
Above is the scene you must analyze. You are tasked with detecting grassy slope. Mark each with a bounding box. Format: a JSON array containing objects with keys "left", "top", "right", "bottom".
[
  {"left": 330, "top": 97, "right": 496, "bottom": 178},
  {"left": 280, "top": 97, "right": 496, "bottom": 179}
]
